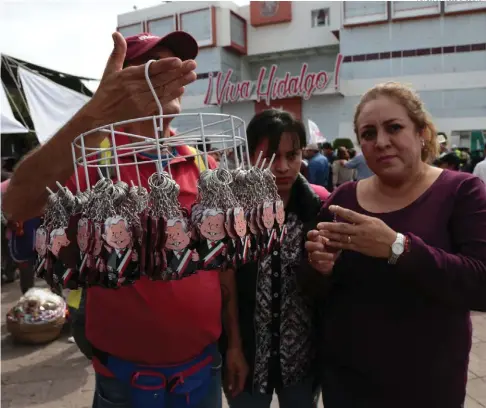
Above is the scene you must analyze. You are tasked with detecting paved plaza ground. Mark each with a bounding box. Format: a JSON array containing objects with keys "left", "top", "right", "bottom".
[{"left": 2, "top": 281, "right": 486, "bottom": 408}]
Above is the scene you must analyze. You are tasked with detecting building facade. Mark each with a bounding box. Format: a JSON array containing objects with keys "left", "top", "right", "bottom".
[{"left": 118, "top": 1, "right": 486, "bottom": 151}]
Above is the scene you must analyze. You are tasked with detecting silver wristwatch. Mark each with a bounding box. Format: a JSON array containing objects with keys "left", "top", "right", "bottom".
[{"left": 388, "top": 233, "right": 405, "bottom": 265}]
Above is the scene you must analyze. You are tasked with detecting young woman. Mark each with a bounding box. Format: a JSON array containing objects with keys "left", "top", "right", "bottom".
[{"left": 221, "top": 109, "right": 329, "bottom": 408}]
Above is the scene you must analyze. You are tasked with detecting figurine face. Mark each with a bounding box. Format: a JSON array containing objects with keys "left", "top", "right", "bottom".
[
  {"left": 275, "top": 201, "right": 285, "bottom": 226},
  {"left": 77, "top": 220, "right": 90, "bottom": 252},
  {"left": 93, "top": 224, "right": 102, "bottom": 256},
  {"left": 103, "top": 218, "right": 131, "bottom": 250},
  {"left": 166, "top": 220, "right": 191, "bottom": 251},
  {"left": 262, "top": 201, "right": 275, "bottom": 229},
  {"left": 49, "top": 229, "right": 70, "bottom": 258},
  {"left": 199, "top": 212, "right": 225, "bottom": 241},
  {"left": 234, "top": 209, "right": 247, "bottom": 238},
  {"left": 35, "top": 228, "right": 48, "bottom": 257}
]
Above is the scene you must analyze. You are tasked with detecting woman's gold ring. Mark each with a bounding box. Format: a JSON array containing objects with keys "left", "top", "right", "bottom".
[{"left": 347, "top": 235, "right": 352, "bottom": 244}]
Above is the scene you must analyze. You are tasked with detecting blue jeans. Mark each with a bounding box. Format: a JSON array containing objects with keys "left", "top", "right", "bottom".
[
  {"left": 92, "top": 352, "right": 222, "bottom": 408},
  {"left": 226, "top": 379, "right": 316, "bottom": 408}
]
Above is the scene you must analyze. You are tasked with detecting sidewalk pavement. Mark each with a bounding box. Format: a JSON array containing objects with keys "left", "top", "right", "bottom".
[{"left": 1, "top": 281, "right": 485, "bottom": 408}]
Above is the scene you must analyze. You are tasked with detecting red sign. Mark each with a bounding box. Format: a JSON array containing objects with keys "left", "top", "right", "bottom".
[{"left": 204, "top": 54, "right": 343, "bottom": 107}]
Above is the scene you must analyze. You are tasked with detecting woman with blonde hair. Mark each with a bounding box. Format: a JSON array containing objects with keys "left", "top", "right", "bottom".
[{"left": 303, "top": 82, "right": 486, "bottom": 408}]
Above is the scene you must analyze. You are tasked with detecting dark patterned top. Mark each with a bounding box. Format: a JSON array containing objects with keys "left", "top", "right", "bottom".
[
  {"left": 253, "top": 212, "right": 314, "bottom": 392},
  {"left": 220, "top": 175, "right": 326, "bottom": 394}
]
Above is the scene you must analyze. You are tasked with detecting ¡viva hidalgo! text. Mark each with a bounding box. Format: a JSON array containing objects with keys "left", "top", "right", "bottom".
[{"left": 205, "top": 63, "right": 331, "bottom": 106}]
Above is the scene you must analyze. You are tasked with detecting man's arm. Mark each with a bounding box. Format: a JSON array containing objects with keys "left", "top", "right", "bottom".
[
  {"left": 2, "top": 105, "right": 106, "bottom": 221},
  {"left": 344, "top": 155, "right": 359, "bottom": 169},
  {"left": 220, "top": 268, "right": 242, "bottom": 350}
]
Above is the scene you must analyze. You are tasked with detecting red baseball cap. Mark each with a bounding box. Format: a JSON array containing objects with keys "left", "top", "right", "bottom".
[{"left": 125, "top": 31, "right": 198, "bottom": 63}]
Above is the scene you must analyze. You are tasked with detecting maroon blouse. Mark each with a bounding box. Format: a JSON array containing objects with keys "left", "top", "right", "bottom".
[{"left": 309, "top": 170, "right": 486, "bottom": 408}]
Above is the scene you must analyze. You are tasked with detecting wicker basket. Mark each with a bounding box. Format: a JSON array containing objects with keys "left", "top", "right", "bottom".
[{"left": 6, "top": 314, "right": 65, "bottom": 345}]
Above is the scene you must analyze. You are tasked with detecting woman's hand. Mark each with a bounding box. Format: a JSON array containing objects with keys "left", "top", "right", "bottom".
[
  {"left": 305, "top": 230, "right": 339, "bottom": 275},
  {"left": 318, "top": 205, "right": 397, "bottom": 259}
]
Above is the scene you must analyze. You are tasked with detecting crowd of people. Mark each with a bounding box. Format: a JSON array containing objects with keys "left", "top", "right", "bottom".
[{"left": 2, "top": 29, "right": 486, "bottom": 408}]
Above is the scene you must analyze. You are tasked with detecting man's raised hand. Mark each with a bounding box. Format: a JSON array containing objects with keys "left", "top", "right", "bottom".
[{"left": 85, "top": 32, "right": 197, "bottom": 134}]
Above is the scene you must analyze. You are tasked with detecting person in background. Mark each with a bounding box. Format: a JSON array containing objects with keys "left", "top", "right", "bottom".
[
  {"left": 222, "top": 109, "right": 328, "bottom": 408},
  {"left": 437, "top": 133, "right": 449, "bottom": 154},
  {"left": 226, "top": 148, "right": 238, "bottom": 170},
  {"left": 304, "top": 82, "right": 486, "bottom": 408},
  {"left": 332, "top": 146, "right": 354, "bottom": 188},
  {"left": 304, "top": 143, "right": 329, "bottom": 188},
  {"left": 343, "top": 151, "right": 374, "bottom": 181},
  {"left": 321, "top": 142, "right": 335, "bottom": 163},
  {"left": 3, "top": 31, "right": 224, "bottom": 408},
  {"left": 321, "top": 142, "right": 335, "bottom": 191},
  {"left": 473, "top": 145, "right": 486, "bottom": 183},
  {"left": 437, "top": 151, "right": 461, "bottom": 172},
  {"left": 348, "top": 148, "right": 357, "bottom": 159}
]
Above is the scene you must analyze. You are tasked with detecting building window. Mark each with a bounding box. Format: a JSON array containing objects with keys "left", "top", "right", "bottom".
[
  {"left": 179, "top": 7, "right": 215, "bottom": 47},
  {"left": 343, "top": 1, "right": 388, "bottom": 26},
  {"left": 147, "top": 16, "right": 176, "bottom": 38},
  {"left": 444, "top": 1, "right": 486, "bottom": 14},
  {"left": 118, "top": 23, "right": 144, "bottom": 38},
  {"left": 392, "top": 1, "right": 440, "bottom": 20},
  {"left": 311, "top": 8, "right": 330, "bottom": 27},
  {"left": 229, "top": 11, "right": 247, "bottom": 54}
]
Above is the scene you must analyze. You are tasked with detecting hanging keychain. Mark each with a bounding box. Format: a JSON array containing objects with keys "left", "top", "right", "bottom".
[
  {"left": 34, "top": 191, "right": 59, "bottom": 283},
  {"left": 73, "top": 190, "right": 92, "bottom": 287},
  {"left": 102, "top": 181, "right": 140, "bottom": 288},
  {"left": 147, "top": 171, "right": 170, "bottom": 280},
  {"left": 224, "top": 208, "right": 238, "bottom": 269},
  {"left": 192, "top": 168, "right": 233, "bottom": 270},
  {"left": 233, "top": 163, "right": 263, "bottom": 262},
  {"left": 83, "top": 176, "right": 113, "bottom": 286},
  {"left": 274, "top": 200, "right": 286, "bottom": 249},
  {"left": 128, "top": 181, "right": 149, "bottom": 277},
  {"left": 231, "top": 168, "right": 256, "bottom": 266},
  {"left": 41, "top": 185, "right": 78, "bottom": 293}
]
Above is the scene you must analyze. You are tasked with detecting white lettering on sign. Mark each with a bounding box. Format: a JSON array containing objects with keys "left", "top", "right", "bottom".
[{"left": 204, "top": 54, "right": 343, "bottom": 106}]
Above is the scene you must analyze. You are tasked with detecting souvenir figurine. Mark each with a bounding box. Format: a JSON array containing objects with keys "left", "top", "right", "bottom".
[
  {"left": 76, "top": 217, "right": 92, "bottom": 286},
  {"left": 165, "top": 217, "right": 199, "bottom": 279},
  {"left": 247, "top": 210, "right": 260, "bottom": 262},
  {"left": 234, "top": 207, "right": 251, "bottom": 265},
  {"left": 88, "top": 222, "right": 105, "bottom": 285},
  {"left": 224, "top": 209, "right": 238, "bottom": 268},
  {"left": 274, "top": 200, "right": 287, "bottom": 249},
  {"left": 102, "top": 216, "right": 139, "bottom": 287},
  {"left": 34, "top": 227, "right": 49, "bottom": 279},
  {"left": 48, "top": 227, "right": 71, "bottom": 293},
  {"left": 196, "top": 208, "right": 227, "bottom": 269}
]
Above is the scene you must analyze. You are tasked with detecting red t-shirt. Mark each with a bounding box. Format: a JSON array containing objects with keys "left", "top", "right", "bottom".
[{"left": 65, "top": 135, "right": 221, "bottom": 368}]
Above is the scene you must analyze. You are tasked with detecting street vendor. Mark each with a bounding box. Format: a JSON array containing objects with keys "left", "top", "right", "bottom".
[{"left": 3, "top": 31, "right": 224, "bottom": 408}]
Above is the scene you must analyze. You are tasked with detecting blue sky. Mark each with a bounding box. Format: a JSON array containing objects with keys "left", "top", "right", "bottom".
[{"left": 0, "top": 0, "right": 248, "bottom": 80}]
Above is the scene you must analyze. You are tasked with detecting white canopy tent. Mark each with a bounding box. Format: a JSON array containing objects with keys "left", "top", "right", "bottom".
[
  {"left": 18, "top": 67, "right": 91, "bottom": 144},
  {"left": 0, "top": 83, "right": 29, "bottom": 134}
]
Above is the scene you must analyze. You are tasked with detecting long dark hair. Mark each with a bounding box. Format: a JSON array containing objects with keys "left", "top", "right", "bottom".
[{"left": 246, "top": 109, "right": 307, "bottom": 159}]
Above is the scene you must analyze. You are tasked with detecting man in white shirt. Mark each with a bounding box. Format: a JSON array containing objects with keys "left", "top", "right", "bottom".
[{"left": 473, "top": 146, "right": 486, "bottom": 183}]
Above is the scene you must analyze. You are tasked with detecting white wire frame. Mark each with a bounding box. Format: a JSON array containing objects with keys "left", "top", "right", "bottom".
[{"left": 71, "top": 112, "right": 250, "bottom": 192}]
